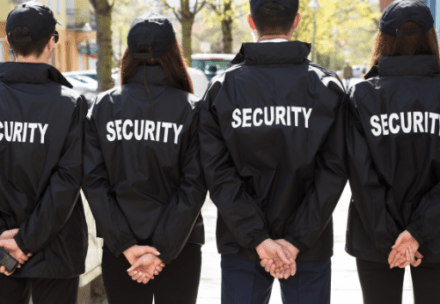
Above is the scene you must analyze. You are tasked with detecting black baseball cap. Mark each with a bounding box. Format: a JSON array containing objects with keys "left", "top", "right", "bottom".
[
  {"left": 6, "top": 1, "right": 61, "bottom": 42},
  {"left": 127, "top": 12, "right": 176, "bottom": 59},
  {"left": 250, "top": 0, "right": 299, "bottom": 15},
  {"left": 380, "top": 0, "right": 434, "bottom": 36}
]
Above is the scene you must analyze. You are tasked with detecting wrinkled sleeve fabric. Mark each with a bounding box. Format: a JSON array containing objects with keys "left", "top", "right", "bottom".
[
  {"left": 82, "top": 103, "right": 137, "bottom": 257},
  {"left": 406, "top": 182, "right": 440, "bottom": 247},
  {"left": 199, "top": 81, "right": 270, "bottom": 250},
  {"left": 14, "top": 97, "right": 87, "bottom": 255},
  {"left": 285, "top": 92, "right": 347, "bottom": 252},
  {"left": 344, "top": 93, "right": 400, "bottom": 253},
  {"left": 151, "top": 106, "right": 207, "bottom": 265}
]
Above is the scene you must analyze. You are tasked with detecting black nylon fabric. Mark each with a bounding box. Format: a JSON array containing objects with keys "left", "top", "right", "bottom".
[
  {"left": 199, "top": 41, "right": 347, "bottom": 262},
  {"left": 82, "top": 65, "right": 207, "bottom": 265},
  {"left": 0, "top": 62, "right": 88, "bottom": 278},
  {"left": 346, "top": 55, "right": 440, "bottom": 263}
]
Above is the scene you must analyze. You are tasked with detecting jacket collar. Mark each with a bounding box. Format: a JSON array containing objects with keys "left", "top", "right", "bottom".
[
  {"left": 127, "top": 65, "right": 170, "bottom": 86},
  {"left": 365, "top": 55, "right": 439, "bottom": 79},
  {"left": 231, "top": 41, "right": 311, "bottom": 65},
  {"left": 0, "top": 62, "right": 72, "bottom": 88}
]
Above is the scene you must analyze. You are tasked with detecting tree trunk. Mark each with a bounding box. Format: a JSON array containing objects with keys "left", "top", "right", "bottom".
[
  {"left": 221, "top": 20, "right": 233, "bottom": 54},
  {"left": 181, "top": 0, "right": 194, "bottom": 66},
  {"left": 221, "top": 1, "right": 233, "bottom": 54},
  {"left": 91, "top": 0, "right": 114, "bottom": 91}
]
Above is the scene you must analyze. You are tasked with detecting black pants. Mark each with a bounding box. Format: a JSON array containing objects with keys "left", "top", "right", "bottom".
[
  {"left": 0, "top": 275, "right": 79, "bottom": 304},
  {"left": 102, "top": 243, "right": 202, "bottom": 304},
  {"left": 357, "top": 258, "right": 440, "bottom": 304}
]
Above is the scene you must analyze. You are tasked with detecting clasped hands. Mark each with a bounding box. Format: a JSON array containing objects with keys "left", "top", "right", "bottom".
[
  {"left": 256, "top": 239, "right": 300, "bottom": 280},
  {"left": 123, "top": 245, "right": 165, "bottom": 284},
  {"left": 0, "top": 228, "right": 32, "bottom": 276},
  {"left": 388, "top": 230, "right": 423, "bottom": 269}
]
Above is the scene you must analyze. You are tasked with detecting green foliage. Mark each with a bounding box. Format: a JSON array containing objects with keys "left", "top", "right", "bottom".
[{"left": 293, "top": 0, "right": 380, "bottom": 69}]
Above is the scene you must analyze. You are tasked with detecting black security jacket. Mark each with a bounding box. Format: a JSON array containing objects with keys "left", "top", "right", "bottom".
[
  {"left": 346, "top": 55, "right": 440, "bottom": 263},
  {"left": 82, "top": 65, "right": 206, "bottom": 265},
  {"left": 199, "top": 41, "right": 347, "bottom": 262},
  {"left": 0, "top": 62, "right": 88, "bottom": 278}
]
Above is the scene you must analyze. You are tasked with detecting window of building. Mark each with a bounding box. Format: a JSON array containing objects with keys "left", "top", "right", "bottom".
[{"left": 47, "top": 0, "right": 52, "bottom": 8}]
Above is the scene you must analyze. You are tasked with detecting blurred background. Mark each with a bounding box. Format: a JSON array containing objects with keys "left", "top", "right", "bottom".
[{"left": 0, "top": 0, "right": 437, "bottom": 303}]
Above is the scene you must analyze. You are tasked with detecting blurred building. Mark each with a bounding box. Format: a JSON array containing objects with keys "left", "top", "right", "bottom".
[
  {"left": 0, "top": 0, "right": 97, "bottom": 72},
  {"left": 380, "top": 0, "right": 438, "bottom": 31}
]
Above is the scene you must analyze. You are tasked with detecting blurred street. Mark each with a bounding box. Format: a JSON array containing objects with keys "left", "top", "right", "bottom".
[{"left": 198, "top": 184, "right": 416, "bottom": 304}]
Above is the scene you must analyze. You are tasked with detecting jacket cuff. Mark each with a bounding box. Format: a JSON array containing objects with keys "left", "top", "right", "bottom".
[
  {"left": 250, "top": 232, "right": 271, "bottom": 250},
  {"left": 14, "top": 234, "right": 32, "bottom": 255},
  {"left": 0, "top": 227, "right": 6, "bottom": 237},
  {"left": 284, "top": 235, "right": 306, "bottom": 252},
  {"left": 406, "top": 225, "right": 424, "bottom": 248},
  {"left": 114, "top": 239, "right": 138, "bottom": 257}
]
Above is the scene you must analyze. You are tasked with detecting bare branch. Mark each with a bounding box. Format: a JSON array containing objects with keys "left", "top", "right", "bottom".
[
  {"left": 195, "top": 0, "right": 206, "bottom": 14},
  {"left": 160, "top": 0, "right": 182, "bottom": 21},
  {"left": 209, "top": 2, "right": 220, "bottom": 15}
]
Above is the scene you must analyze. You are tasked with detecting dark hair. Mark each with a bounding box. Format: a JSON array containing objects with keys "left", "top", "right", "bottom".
[
  {"left": 371, "top": 21, "right": 440, "bottom": 71},
  {"left": 8, "top": 26, "right": 53, "bottom": 58},
  {"left": 250, "top": 1, "right": 297, "bottom": 36},
  {"left": 120, "top": 39, "right": 193, "bottom": 94}
]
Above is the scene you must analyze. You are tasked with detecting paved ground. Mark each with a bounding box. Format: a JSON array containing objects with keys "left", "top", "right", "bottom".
[{"left": 198, "top": 184, "right": 415, "bottom": 304}]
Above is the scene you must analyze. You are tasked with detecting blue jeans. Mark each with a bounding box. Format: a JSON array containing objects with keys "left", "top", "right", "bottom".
[{"left": 221, "top": 254, "right": 331, "bottom": 304}]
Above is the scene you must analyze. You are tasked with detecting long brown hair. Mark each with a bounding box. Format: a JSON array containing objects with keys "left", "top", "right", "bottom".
[
  {"left": 120, "top": 39, "right": 194, "bottom": 94},
  {"left": 370, "top": 21, "right": 440, "bottom": 71}
]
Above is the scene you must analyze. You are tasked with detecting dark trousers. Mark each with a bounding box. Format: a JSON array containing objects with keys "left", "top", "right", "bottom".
[
  {"left": 357, "top": 258, "right": 440, "bottom": 304},
  {"left": 0, "top": 275, "right": 79, "bottom": 304},
  {"left": 102, "top": 243, "right": 202, "bottom": 304},
  {"left": 221, "top": 254, "right": 331, "bottom": 304}
]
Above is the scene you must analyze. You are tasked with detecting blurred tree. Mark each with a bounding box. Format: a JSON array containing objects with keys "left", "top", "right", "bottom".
[
  {"left": 160, "top": 0, "right": 207, "bottom": 65},
  {"left": 203, "top": 0, "right": 248, "bottom": 53},
  {"left": 89, "top": 0, "right": 116, "bottom": 91},
  {"left": 293, "top": 0, "right": 380, "bottom": 69}
]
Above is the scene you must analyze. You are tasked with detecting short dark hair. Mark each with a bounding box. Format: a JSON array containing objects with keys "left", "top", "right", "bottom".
[
  {"left": 251, "top": 1, "right": 297, "bottom": 36},
  {"left": 8, "top": 26, "right": 53, "bottom": 58}
]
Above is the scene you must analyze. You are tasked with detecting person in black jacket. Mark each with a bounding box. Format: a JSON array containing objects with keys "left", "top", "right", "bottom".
[
  {"left": 199, "top": 0, "right": 346, "bottom": 303},
  {"left": 82, "top": 12, "right": 207, "bottom": 304},
  {"left": 346, "top": 1, "right": 440, "bottom": 303},
  {"left": 0, "top": 2, "right": 88, "bottom": 304}
]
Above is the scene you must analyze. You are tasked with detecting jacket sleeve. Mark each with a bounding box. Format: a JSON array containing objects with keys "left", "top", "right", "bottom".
[
  {"left": 344, "top": 94, "right": 401, "bottom": 253},
  {"left": 82, "top": 105, "right": 137, "bottom": 257},
  {"left": 199, "top": 82, "right": 270, "bottom": 250},
  {"left": 151, "top": 107, "right": 207, "bottom": 265},
  {"left": 0, "top": 218, "right": 7, "bottom": 236},
  {"left": 14, "top": 97, "right": 87, "bottom": 255},
  {"left": 284, "top": 95, "right": 347, "bottom": 251},
  {"left": 406, "top": 183, "right": 440, "bottom": 247}
]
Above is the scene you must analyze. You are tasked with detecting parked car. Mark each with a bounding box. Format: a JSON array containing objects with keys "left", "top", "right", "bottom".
[
  {"left": 352, "top": 65, "right": 369, "bottom": 78},
  {"left": 188, "top": 67, "right": 209, "bottom": 98},
  {"left": 191, "top": 53, "right": 236, "bottom": 81}
]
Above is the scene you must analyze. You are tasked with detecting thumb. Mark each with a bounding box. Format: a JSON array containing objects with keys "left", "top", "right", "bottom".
[
  {"left": 127, "top": 258, "right": 142, "bottom": 272},
  {"left": 415, "top": 251, "right": 424, "bottom": 259}
]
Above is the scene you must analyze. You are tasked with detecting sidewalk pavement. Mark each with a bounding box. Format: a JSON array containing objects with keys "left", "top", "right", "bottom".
[{"left": 198, "top": 184, "right": 416, "bottom": 304}]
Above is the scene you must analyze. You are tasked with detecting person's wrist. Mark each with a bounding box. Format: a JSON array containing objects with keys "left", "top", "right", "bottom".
[
  {"left": 256, "top": 238, "right": 271, "bottom": 250},
  {"left": 123, "top": 245, "right": 136, "bottom": 258}
]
